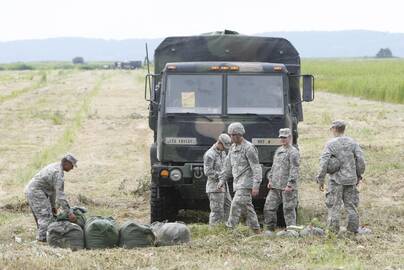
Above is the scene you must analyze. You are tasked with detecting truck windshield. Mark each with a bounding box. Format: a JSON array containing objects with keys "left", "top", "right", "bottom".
[
  {"left": 227, "top": 75, "right": 284, "bottom": 114},
  {"left": 165, "top": 75, "right": 222, "bottom": 114}
]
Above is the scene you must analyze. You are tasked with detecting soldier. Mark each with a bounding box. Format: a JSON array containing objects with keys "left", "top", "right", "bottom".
[
  {"left": 218, "top": 122, "right": 262, "bottom": 233},
  {"left": 316, "top": 120, "right": 365, "bottom": 233},
  {"left": 24, "top": 154, "right": 78, "bottom": 242},
  {"left": 203, "top": 133, "right": 232, "bottom": 225},
  {"left": 263, "top": 128, "right": 300, "bottom": 231}
]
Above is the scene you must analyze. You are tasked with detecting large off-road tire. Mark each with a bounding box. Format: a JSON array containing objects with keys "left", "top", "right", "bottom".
[{"left": 150, "top": 186, "right": 179, "bottom": 223}]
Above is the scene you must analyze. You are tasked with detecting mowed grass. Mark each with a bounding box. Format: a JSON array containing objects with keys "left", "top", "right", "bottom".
[
  {"left": 0, "top": 66, "right": 403, "bottom": 269},
  {"left": 302, "top": 58, "right": 404, "bottom": 104}
]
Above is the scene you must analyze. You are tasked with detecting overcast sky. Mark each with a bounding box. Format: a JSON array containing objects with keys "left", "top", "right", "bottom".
[{"left": 1, "top": 0, "right": 402, "bottom": 41}]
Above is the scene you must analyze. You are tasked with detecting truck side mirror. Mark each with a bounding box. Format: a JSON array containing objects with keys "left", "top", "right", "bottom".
[
  {"left": 144, "top": 73, "right": 158, "bottom": 102},
  {"left": 302, "top": 75, "right": 314, "bottom": 102}
]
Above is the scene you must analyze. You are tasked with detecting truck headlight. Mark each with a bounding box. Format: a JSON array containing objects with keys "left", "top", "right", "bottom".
[{"left": 169, "top": 168, "right": 182, "bottom": 181}]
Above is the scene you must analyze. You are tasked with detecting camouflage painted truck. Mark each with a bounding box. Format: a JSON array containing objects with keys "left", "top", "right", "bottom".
[{"left": 145, "top": 32, "right": 314, "bottom": 223}]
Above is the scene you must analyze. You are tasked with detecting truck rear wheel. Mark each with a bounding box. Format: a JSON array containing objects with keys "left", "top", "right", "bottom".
[{"left": 150, "top": 186, "right": 179, "bottom": 223}]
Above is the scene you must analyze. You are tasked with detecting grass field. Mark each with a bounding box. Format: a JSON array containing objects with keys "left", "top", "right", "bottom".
[
  {"left": 0, "top": 65, "right": 403, "bottom": 269},
  {"left": 302, "top": 58, "right": 404, "bottom": 104}
]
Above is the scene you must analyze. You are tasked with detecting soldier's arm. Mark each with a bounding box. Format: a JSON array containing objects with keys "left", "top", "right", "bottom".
[
  {"left": 287, "top": 149, "right": 300, "bottom": 186},
  {"left": 354, "top": 142, "right": 366, "bottom": 177},
  {"left": 316, "top": 143, "right": 332, "bottom": 184},
  {"left": 203, "top": 153, "right": 217, "bottom": 179},
  {"left": 49, "top": 191, "right": 56, "bottom": 208},
  {"left": 218, "top": 155, "right": 232, "bottom": 186},
  {"left": 246, "top": 146, "right": 262, "bottom": 190},
  {"left": 54, "top": 174, "right": 70, "bottom": 212}
]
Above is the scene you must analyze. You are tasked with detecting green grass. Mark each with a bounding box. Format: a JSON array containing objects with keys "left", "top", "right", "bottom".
[{"left": 302, "top": 58, "right": 404, "bottom": 104}]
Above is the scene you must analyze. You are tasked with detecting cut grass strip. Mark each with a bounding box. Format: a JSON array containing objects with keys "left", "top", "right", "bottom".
[
  {"left": 0, "top": 72, "right": 48, "bottom": 104},
  {"left": 13, "top": 73, "right": 108, "bottom": 185}
]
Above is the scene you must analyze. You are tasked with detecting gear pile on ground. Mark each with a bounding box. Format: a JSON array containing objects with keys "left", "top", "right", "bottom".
[
  {"left": 85, "top": 216, "right": 120, "bottom": 249},
  {"left": 151, "top": 221, "right": 192, "bottom": 246}
]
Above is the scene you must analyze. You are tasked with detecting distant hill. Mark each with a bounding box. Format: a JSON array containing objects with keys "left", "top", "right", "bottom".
[
  {"left": 0, "top": 30, "right": 403, "bottom": 63},
  {"left": 257, "top": 30, "right": 404, "bottom": 58}
]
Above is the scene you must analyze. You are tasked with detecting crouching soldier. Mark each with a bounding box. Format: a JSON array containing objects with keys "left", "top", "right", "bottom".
[
  {"left": 218, "top": 122, "right": 262, "bottom": 233},
  {"left": 24, "top": 154, "right": 78, "bottom": 242},
  {"left": 203, "top": 134, "right": 232, "bottom": 226},
  {"left": 263, "top": 128, "right": 300, "bottom": 231}
]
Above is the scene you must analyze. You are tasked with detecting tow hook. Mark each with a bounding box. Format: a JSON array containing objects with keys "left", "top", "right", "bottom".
[{"left": 193, "top": 166, "right": 204, "bottom": 179}]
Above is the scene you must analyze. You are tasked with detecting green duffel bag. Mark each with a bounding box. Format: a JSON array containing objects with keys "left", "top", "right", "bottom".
[
  {"left": 85, "top": 216, "right": 119, "bottom": 249},
  {"left": 47, "top": 221, "right": 84, "bottom": 250},
  {"left": 57, "top": 207, "right": 87, "bottom": 229},
  {"left": 119, "top": 221, "right": 155, "bottom": 248}
]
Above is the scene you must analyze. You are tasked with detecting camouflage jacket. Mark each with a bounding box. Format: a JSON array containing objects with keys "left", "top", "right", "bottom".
[
  {"left": 203, "top": 145, "right": 227, "bottom": 193},
  {"left": 219, "top": 139, "right": 262, "bottom": 191},
  {"left": 268, "top": 145, "right": 300, "bottom": 190},
  {"left": 317, "top": 136, "right": 365, "bottom": 185},
  {"left": 24, "top": 162, "right": 70, "bottom": 211}
]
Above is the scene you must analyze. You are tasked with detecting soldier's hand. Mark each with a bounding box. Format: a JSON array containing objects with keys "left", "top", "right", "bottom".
[
  {"left": 252, "top": 188, "right": 259, "bottom": 197},
  {"left": 52, "top": 208, "right": 58, "bottom": 216},
  {"left": 319, "top": 183, "right": 325, "bottom": 192},
  {"left": 68, "top": 212, "right": 77, "bottom": 223},
  {"left": 267, "top": 182, "right": 272, "bottom": 190},
  {"left": 217, "top": 182, "right": 224, "bottom": 190}
]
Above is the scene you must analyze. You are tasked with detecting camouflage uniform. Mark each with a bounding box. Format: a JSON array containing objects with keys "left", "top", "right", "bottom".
[
  {"left": 24, "top": 162, "right": 72, "bottom": 241},
  {"left": 204, "top": 144, "right": 232, "bottom": 225},
  {"left": 264, "top": 137, "right": 300, "bottom": 230},
  {"left": 317, "top": 121, "right": 365, "bottom": 233},
  {"left": 219, "top": 128, "right": 262, "bottom": 230}
]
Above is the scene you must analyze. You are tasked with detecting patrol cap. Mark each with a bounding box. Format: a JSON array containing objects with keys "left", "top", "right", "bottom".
[
  {"left": 278, "top": 128, "right": 291, "bottom": 138},
  {"left": 218, "top": 133, "right": 232, "bottom": 149},
  {"left": 330, "top": 120, "right": 346, "bottom": 129},
  {"left": 63, "top": 153, "right": 78, "bottom": 167},
  {"left": 228, "top": 122, "right": 245, "bottom": 135}
]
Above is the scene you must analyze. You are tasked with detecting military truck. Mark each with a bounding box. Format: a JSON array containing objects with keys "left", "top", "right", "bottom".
[{"left": 145, "top": 31, "right": 314, "bottom": 223}]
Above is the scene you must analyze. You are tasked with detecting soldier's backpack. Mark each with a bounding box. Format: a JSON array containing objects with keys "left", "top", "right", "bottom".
[
  {"left": 119, "top": 221, "right": 155, "bottom": 248},
  {"left": 151, "top": 222, "right": 191, "bottom": 246},
  {"left": 47, "top": 221, "right": 84, "bottom": 250},
  {"left": 56, "top": 207, "right": 87, "bottom": 229},
  {"left": 85, "top": 216, "right": 119, "bottom": 249},
  {"left": 327, "top": 156, "right": 340, "bottom": 174}
]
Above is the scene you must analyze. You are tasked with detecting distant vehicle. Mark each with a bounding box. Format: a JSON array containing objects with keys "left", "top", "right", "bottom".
[
  {"left": 145, "top": 31, "right": 314, "bottom": 224},
  {"left": 114, "top": 61, "right": 142, "bottom": 69}
]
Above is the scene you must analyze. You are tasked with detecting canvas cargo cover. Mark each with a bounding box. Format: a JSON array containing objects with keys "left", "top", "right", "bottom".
[
  {"left": 154, "top": 35, "right": 300, "bottom": 74},
  {"left": 119, "top": 221, "right": 155, "bottom": 248},
  {"left": 47, "top": 221, "right": 84, "bottom": 250},
  {"left": 85, "top": 216, "right": 119, "bottom": 249}
]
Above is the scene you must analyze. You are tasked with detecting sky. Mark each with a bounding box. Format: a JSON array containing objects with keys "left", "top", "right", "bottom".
[{"left": 0, "top": 0, "right": 403, "bottom": 41}]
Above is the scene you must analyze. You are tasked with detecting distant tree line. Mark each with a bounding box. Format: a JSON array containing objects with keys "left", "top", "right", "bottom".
[{"left": 376, "top": 48, "right": 393, "bottom": 58}]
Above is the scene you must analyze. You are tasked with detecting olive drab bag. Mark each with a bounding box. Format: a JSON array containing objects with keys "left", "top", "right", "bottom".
[
  {"left": 56, "top": 207, "right": 87, "bottom": 228},
  {"left": 85, "top": 216, "right": 119, "bottom": 249},
  {"left": 47, "top": 221, "right": 85, "bottom": 250},
  {"left": 119, "top": 221, "right": 155, "bottom": 248}
]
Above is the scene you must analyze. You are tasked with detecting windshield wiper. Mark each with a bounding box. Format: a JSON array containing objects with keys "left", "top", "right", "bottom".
[{"left": 234, "top": 113, "right": 276, "bottom": 121}]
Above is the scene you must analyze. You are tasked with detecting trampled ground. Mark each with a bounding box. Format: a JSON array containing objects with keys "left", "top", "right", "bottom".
[{"left": 0, "top": 69, "right": 403, "bottom": 269}]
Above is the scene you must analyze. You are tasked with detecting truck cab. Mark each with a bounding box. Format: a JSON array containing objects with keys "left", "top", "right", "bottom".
[{"left": 146, "top": 33, "right": 314, "bottom": 222}]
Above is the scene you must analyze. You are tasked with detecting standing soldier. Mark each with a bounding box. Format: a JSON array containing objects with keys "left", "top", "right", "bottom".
[
  {"left": 218, "top": 122, "right": 262, "bottom": 233},
  {"left": 263, "top": 128, "right": 300, "bottom": 231},
  {"left": 203, "top": 133, "right": 232, "bottom": 226},
  {"left": 316, "top": 120, "right": 365, "bottom": 234},
  {"left": 24, "top": 154, "right": 78, "bottom": 242}
]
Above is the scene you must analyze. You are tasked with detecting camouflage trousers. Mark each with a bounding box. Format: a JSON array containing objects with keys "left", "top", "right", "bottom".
[
  {"left": 226, "top": 189, "right": 260, "bottom": 230},
  {"left": 25, "top": 190, "right": 53, "bottom": 241},
  {"left": 325, "top": 180, "right": 359, "bottom": 233},
  {"left": 207, "top": 191, "right": 232, "bottom": 226},
  {"left": 263, "top": 189, "right": 298, "bottom": 230}
]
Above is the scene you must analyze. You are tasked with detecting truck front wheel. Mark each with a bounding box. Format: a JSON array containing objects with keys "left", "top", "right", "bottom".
[{"left": 150, "top": 186, "right": 179, "bottom": 223}]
